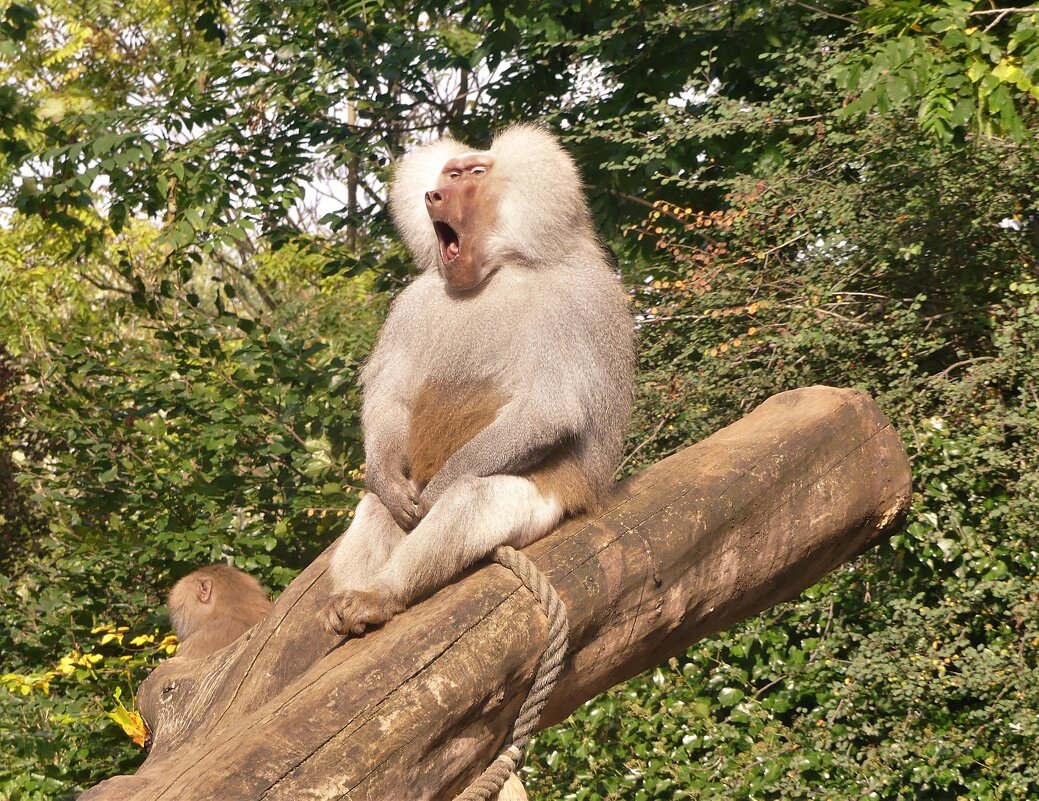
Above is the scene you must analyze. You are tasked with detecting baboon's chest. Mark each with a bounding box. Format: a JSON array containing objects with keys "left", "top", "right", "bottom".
[{"left": 406, "top": 379, "right": 508, "bottom": 486}]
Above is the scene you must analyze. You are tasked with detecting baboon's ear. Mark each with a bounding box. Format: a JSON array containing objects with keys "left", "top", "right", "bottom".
[{"left": 197, "top": 577, "right": 213, "bottom": 604}]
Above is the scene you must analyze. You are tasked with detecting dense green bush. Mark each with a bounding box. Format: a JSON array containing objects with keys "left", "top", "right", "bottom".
[
  {"left": 0, "top": 262, "right": 380, "bottom": 794},
  {"left": 0, "top": 345, "right": 46, "bottom": 570},
  {"left": 521, "top": 30, "right": 1039, "bottom": 801}
]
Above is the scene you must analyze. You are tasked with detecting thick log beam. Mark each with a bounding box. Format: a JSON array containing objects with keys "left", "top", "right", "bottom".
[{"left": 81, "top": 386, "right": 911, "bottom": 801}]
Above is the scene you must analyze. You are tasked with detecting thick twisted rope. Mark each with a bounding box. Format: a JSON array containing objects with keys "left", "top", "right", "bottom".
[{"left": 454, "top": 545, "right": 570, "bottom": 801}]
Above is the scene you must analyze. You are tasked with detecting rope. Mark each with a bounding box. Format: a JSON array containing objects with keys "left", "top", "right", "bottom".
[{"left": 454, "top": 545, "right": 570, "bottom": 801}]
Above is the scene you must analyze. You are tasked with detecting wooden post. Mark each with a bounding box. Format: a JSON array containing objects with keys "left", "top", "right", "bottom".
[{"left": 81, "top": 386, "right": 911, "bottom": 801}]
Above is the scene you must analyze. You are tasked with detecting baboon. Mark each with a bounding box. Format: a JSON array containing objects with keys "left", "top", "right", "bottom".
[
  {"left": 323, "top": 124, "right": 634, "bottom": 636},
  {"left": 168, "top": 564, "right": 272, "bottom": 659}
]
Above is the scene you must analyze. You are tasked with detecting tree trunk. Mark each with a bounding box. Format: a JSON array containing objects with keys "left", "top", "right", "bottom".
[{"left": 81, "top": 386, "right": 911, "bottom": 801}]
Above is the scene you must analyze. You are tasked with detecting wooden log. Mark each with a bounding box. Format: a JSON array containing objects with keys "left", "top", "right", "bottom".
[{"left": 80, "top": 386, "right": 911, "bottom": 801}]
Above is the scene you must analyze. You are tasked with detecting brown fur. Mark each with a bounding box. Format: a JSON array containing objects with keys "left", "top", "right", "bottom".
[
  {"left": 168, "top": 564, "right": 272, "bottom": 660},
  {"left": 524, "top": 445, "right": 597, "bottom": 517},
  {"left": 407, "top": 379, "right": 507, "bottom": 487},
  {"left": 406, "top": 379, "right": 594, "bottom": 515}
]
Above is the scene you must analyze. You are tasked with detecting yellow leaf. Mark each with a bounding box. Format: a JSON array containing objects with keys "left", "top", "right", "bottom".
[
  {"left": 992, "top": 60, "right": 1024, "bottom": 84},
  {"left": 106, "top": 705, "right": 150, "bottom": 748},
  {"left": 38, "top": 97, "right": 66, "bottom": 122}
]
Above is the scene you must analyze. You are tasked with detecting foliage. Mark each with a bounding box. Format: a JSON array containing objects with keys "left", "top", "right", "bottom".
[
  {"left": 0, "top": 344, "right": 46, "bottom": 569},
  {"left": 521, "top": 9, "right": 1039, "bottom": 800},
  {"left": 2, "top": 0, "right": 1039, "bottom": 798},
  {"left": 0, "top": 228, "right": 380, "bottom": 791},
  {"left": 838, "top": 2, "right": 1039, "bottom": 142},
  {"left": 0, "top": 617, "right": 175, "bottom": 800}
]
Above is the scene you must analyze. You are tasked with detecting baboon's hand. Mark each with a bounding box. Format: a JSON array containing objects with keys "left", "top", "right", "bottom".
[
  {"left": 367, "top": 465, "right": 420, "bottom": 531},
  {"left": 323, "top": 589, "right": 405, "bottom": 637}
]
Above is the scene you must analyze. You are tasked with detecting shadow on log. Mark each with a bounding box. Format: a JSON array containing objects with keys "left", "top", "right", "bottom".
[{"left": 81, "top": 386, "right": 911, "bottom": 801}]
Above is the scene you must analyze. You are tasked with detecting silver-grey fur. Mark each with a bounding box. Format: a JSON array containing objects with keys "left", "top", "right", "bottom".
[{"left": 323, "top": 124, "right": 634, "bottom": 637}]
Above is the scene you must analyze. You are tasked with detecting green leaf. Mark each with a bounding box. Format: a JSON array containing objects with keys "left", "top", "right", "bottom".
[
  {"left": 887, "top": 75, "right": 910, "bottom": 105},
  {"left": 967, "top": 60, "right": 988, "bottom": 82},
  {"left": 717, "top": 687, "right": 744, "bottom": 706}
]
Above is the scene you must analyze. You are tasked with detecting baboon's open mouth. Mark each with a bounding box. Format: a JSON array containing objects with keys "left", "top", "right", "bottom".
[{"left": 433, "top": 221, "right": 460, "bottom": 262}]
